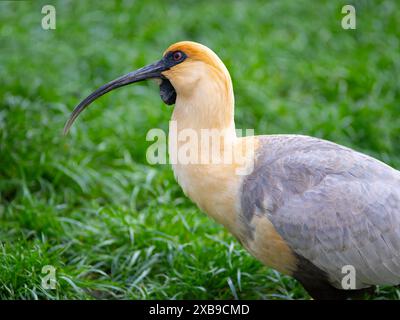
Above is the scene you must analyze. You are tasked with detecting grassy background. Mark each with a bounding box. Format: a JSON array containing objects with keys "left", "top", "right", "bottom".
[{"left": 1, "top": 0, "right": 399, "bottom": 299}]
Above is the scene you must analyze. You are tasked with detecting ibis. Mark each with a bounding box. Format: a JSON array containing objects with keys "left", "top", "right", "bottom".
[{"left": 65, "top": 41, "right": 400, "bottom": 299}]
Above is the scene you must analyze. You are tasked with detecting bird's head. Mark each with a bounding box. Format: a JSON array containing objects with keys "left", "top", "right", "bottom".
[{"left": 64, "top": 41, "right": 234, "bottom": 134}]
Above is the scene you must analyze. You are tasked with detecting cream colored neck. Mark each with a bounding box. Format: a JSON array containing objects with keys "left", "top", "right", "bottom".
[
  {"left": 171, "top": 68, "right": 235, "bottom": 131},
  {"left": 167, "top": 79, "right": 249, "bottom": 238},
  {"left": 169, "top": 71, "right": 237, "bottom": 176}
]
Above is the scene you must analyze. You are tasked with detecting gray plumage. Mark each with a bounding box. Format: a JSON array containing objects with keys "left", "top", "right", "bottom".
[{"left": 241, "top": 134, "right": 400, "bottom": 290}]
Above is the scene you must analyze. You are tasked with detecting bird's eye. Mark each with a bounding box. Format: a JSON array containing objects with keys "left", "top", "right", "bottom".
[{"left": 173, "top": 51, "right": 183, "bottom": 61}]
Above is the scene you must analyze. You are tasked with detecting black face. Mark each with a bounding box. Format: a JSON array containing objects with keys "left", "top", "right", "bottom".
[
  {"left": 158, "top": 50, "right": 186, "bottom": 105},
  {"left": 163, "top": 50, "right": 187, "bottom": 67}
]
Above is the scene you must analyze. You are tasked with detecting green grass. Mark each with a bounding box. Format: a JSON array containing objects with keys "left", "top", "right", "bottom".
[{"left": 1, "top": 0, "right": 400, "bottom": 299}]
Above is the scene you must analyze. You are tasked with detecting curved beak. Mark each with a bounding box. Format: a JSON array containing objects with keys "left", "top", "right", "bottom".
[{"left": 64, "top": 59, "right": 168, "bottom": 134}]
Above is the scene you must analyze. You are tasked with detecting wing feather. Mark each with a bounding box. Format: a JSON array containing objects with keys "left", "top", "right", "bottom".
[{"left": 241, "top": 135, "right": 400, "bottom": 288}]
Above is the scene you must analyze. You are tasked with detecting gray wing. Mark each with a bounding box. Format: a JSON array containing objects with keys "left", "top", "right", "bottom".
[{"left": 241, "top": 135, "right": 400, "bottom": 288}]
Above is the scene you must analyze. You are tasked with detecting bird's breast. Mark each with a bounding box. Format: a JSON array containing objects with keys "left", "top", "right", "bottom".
[
  {"left": 171, "top": 161, "right": 243, "bottom": 237},
  {"left": 169, "top": 133, "right": 298, "bottom": 275}
]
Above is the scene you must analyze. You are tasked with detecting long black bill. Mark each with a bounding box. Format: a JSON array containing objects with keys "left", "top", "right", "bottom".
[{"left": 64, "top": 59, "right": 167, "bottom": 134}]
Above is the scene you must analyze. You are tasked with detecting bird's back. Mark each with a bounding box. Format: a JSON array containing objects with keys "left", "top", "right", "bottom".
[{"left": 240, "top": 134, "right": 400, "bottom": 291}]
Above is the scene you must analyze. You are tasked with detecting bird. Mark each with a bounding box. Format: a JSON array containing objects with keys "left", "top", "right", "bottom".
[{"left": 64, "top": 41, "right": 400, "bottom": 300}]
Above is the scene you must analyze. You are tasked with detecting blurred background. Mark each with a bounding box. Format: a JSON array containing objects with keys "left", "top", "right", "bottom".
[{"left": 0, "top": 0, "right": 399, "bottom": 299}]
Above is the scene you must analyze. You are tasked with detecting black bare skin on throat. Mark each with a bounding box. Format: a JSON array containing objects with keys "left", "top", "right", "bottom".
[{"left": 159, "top": 79, "right": 176, "bottom": 105}]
